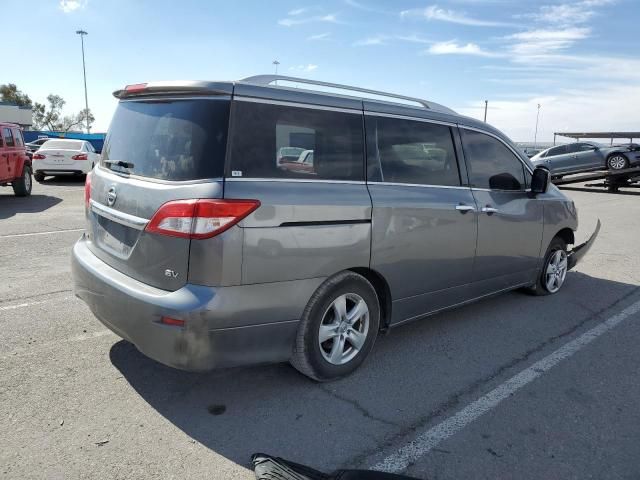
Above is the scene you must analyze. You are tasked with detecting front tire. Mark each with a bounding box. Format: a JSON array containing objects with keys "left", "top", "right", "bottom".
[
  {"left": 528, "top": 237, "right": 569, "bottom": 296},
  {"left": 607, "top": 154, "right": 629, "bottom": 170},
  {"left": 12, "top": 166, "right": 32, "bottom": 197},
  {"left": 291, "top": 271, "right": 380, "bottom": 381}
]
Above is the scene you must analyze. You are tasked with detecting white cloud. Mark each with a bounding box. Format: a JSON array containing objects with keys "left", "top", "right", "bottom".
[
  {"left": 353, "top": 35, "right": 388, "bottom": 46},
  {"left": 507, "top": 27, "right": 591, "bottom": 56},
  {"left": 427, "top": 40, "right": 500, "bottom": 57},
  {"left": 353, "top": 34, "right": 434, "bottom": 47},
  {"left": 401, "top": 4, "right": 516, "bottom": 27},
  {"left": 525, "top": 0, "right": 615, "bottom": 26},
  {"left": 307, "top": 32, "right": 331, "bottom": 41},
  {"left": 344, "top": 0, "right": 392, "bottom": 14},
  {"left": 289, "top": 64, "right": 319, "bottom": 73},
  {"left": 278, "top": 13, "right": 339, "bottom": 27},
  {"left": 288, "top": 7, "right": 308, "bottom": 16},
  {"left": 459, "top": 83, "right": 640, "bottom": 142},
  {"left": 59, "top": 0, "right": 87, "bottom": 13}
]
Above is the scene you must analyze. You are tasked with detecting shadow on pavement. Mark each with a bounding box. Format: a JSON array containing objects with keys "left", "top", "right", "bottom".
[
  {"left": 0, "top": 194, "right": 63, "bottom": 220},
  {"left": 109, "top": 272, "right": 637, "bottom": 473},
  {"left": 39, "top": 175, "right": 87, "bottom": 186}
]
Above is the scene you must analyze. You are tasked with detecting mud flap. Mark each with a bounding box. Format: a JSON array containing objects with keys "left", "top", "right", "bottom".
[
  {"left": 252, "top": 453, "right": 421, "bottom": 480},
  {"left": 568, "top": 219, "right": 601, "bottom": 270}
]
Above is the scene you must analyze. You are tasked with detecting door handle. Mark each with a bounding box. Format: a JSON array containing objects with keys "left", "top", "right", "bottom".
[
  {"left": 455, "top": 204, "right": 475, "bottom": 213},
  {"left": 481, "top": 206, "right": 499, "bottom": 215}
]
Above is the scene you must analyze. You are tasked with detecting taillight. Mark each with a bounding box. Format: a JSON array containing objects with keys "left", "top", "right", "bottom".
[
  {"left": 145, "top": 199, "right": 260, "bottom": 239},
  {"left": 72, "top": 153, "right": 88, "bottom": 160},
  {"left": 84, "top": 172, "right": 92, "bottom": 209},
  {"left": 33, "top": 153, "right": 46, "bottom": 159},
  {"left": 125, "top": 83, "right": 148, "bottom": 93}
]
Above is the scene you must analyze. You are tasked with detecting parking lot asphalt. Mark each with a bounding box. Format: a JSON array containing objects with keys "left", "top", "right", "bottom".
[{"left": 1, "top": 178, "right": 639, "bottom": 479}]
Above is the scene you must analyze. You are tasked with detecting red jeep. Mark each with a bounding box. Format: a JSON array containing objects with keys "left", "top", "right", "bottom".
[{"left": 0, "top": 122, "right": 32, "bottom": 196}]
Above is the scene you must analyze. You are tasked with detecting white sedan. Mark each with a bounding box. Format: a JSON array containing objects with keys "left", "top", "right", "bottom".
[{"left": 32, "top": 139, "right": 100, "bottom": 181}]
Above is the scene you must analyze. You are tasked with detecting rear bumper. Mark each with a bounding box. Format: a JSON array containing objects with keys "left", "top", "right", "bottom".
[
  {"left": 568, "top": 219, "right": 601, "bottom": 270},
  {"left": 33, "top": 159, "right": 92, "bottom": 175},
  {"left": 72, "top": 235, "right": 323, "bottom": 371}
]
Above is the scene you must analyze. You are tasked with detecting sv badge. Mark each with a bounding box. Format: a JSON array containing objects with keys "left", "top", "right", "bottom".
[{"left": 164, "top": 269, "right": 179, "bottom": 279}]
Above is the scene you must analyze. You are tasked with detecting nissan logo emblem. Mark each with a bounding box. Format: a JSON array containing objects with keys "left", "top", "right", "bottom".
[{"left": 106, "top": 186, "right": 117, "bottom": 207}]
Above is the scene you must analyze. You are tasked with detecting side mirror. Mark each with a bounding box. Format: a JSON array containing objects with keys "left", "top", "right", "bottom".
[{"left": 531, "top": 166, "right": 551, "bottom": 194}]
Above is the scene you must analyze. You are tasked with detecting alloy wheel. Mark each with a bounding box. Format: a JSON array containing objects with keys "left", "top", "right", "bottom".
[
  {"left": 545, "top": 249, "right": 568, "bottom": 293},
  {"left": 609, "top": 155, "right": 627, "bottom": 170},
  {"left": 318, "top": 293, "right": 370, "bottom": 365}
]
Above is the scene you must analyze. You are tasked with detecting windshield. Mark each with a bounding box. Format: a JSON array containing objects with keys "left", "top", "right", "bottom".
[
  {"left": 102, "top": 98, "right": 230, "bottom": 181},
  {"left": 41, "top": 140, "right": 82, "bottom": 150}
]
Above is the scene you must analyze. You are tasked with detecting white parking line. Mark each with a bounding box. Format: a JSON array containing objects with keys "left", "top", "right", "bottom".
[
  {"left": 0, "top": 298, "right": 69, "bottom": 311},
  {"left": 0, "top": 228, "right": 84, "bottom": 239},
  {"left": 373, "top": 298, "right": 640, "bottom": 473}
]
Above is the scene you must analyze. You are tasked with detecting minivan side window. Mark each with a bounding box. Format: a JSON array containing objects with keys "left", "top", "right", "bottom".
[
  {"left": 2, "top": 128, "right": 15, "bottom": 147},
  {"left": 228, "top": 101, "right": 364, "bottom": 181},
  {"left": 366, "top": 116, "right": 460, "bottom": 186},
  {"left": 461, "top": 129, "right": 526, "bottom": 191}
]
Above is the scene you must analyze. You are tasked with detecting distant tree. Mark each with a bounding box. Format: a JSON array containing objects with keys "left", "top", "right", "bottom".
[
  {"left": 0, "top": 83, "right": 33, "bottom": 107},
  {"left": 32, "top": 95, "right": 94, "bottom": 132}
]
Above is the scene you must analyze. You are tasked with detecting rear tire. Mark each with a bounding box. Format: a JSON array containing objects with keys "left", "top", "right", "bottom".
[
  {"left": 12, "top": 166, "right": 32, "bottom": 197},
  {"left": 290, "top": 271, "right": 380, "bottom": 381},
  {"left": 527, "top": 237, "right": 568, "bottom": 296},
  {"left": 607, "top": 154, "right": 629, "bottom": 170},
  {"left": 34, "top": 173, "right": 45, "bottom": 182}
]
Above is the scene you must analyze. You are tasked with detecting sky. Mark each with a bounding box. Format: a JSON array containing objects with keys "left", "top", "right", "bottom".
[{"left": 3, "top": 0, "right": 639, "bottom": 141}]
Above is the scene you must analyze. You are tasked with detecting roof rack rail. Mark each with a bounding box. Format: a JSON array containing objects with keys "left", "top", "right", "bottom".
[{"left": 240, "top": 75, "right": 456, "bottom": 114}]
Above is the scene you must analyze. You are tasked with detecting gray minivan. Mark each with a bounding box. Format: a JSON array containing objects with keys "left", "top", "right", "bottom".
[{"left": 72, "top": 75, "right": 599, "bottom": 381}]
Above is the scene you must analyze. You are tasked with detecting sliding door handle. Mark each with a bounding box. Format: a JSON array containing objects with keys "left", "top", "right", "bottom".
[
  {"left": 481, "top": 206, "right": 499, "bottom": 215},
  {"left": 455, "top": 204, "right": 475, "bottom": 213}
]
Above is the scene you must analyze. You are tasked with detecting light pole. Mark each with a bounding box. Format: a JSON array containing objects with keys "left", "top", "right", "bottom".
[
  {"left": 534, "top": 103, "right": 541, "bottom": 149},
  {"left": 483, "top": 100, "right": 488, "bottom": 122},
  {"left": 76, "top": 29, "right": 90, "bottom": 133},
  {"left": 272, "top": 60, "right": 280, "bottom": 75}
]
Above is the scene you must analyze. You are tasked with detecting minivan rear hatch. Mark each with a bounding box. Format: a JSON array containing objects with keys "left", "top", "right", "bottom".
[{"left": 86, "top": 95, "right": 231, "bottom": 291}]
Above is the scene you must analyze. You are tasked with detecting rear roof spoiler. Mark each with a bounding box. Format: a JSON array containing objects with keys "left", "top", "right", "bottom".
[{"left": 113, "top": 80, "right": 233, "bottom": 99}]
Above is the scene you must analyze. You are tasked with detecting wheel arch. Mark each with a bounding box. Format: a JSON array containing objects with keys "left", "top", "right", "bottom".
[
  {"left": 554, "top": 227, "right": 575, "bottom": 246},
  {"left": 348, "top": 267, "right": 393, "bottom": 332}
]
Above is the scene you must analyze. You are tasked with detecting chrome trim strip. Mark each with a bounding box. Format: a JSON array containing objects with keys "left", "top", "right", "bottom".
[
  {"left": 364, "top": 111, "right": 456, "bottom": 127},
  {"left": 225, "top": 177, "right": 366, "bottom": 185},
  {"left": 458, "top": 125, "right": 534, "bottom": 174},
  {"left": 90, "top": 199, "right": 148, "bottom": 230},
  {"left": 471, "top": 187, "right": 533, "bottom": 193},
  {"left": 368, "top": 181, "right": 470, "bottom": 190},
  {"left": 233, "top": 96, "right": 363, "bottom": 114}
]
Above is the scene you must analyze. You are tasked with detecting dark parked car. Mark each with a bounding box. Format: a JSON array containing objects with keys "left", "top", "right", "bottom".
[{"left": 531, "top": 141, "right": 640, "bottom": 176}]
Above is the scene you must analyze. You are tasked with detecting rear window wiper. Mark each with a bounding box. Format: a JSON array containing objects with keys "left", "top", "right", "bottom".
[{"left": 104, "top": 160, "right": 135, "bottom": 169}]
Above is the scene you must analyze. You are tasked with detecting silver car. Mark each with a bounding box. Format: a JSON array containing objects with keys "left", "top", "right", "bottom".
[
  {"left": 531, "top": 141, "right": 640, "bottom": 176},
  {"left": 72, "top": 75, "right": 598, "bottom": 381}
]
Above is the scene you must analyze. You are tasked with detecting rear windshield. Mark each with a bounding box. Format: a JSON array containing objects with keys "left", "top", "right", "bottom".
[
  {"left": 41, "top": 140, "right": 82, "bottom": 150},
  {"left": 102, "top": 98, "right": 230, "bottom": 181}
]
